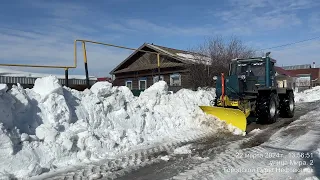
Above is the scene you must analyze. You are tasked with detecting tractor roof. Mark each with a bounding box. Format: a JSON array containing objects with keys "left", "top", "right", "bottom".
[{"left": 232, "top": 57, "right": 277, "bottom": 63}]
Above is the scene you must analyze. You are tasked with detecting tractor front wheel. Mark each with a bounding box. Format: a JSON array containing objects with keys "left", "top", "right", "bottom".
[
  {"left": 256, "top": 92, "right": 279, "bottom": 124},
  {"left": 279, "top": 91, "right": 295, "bottom": 118}
]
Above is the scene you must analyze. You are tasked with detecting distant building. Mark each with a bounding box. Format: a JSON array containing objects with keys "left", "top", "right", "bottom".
[
  {"left": 97, "top": 77, "right": 112, "bottom": 83},
  {"left": 275, "top": 66, "right": 297, "bottom": 77},
  {"left": 282, "top": 64, "right": 312, "bottom": 70},
  {"left": 274, "top": 66, "right": 297, "bottom": 90},
  {"left": 282, "top": 63, "right": 320, "bottom": 91}
]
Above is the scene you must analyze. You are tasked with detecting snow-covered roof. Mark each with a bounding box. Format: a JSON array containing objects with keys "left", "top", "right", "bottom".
[
  {"left": 147, "top": 44, "right": 211, "bottom": 65},
  {"left": 175, "top": 52, "right": 211, "bottom": 65},
  {"left": 282, "top": 64, "right": 312, "bottom": 70}
]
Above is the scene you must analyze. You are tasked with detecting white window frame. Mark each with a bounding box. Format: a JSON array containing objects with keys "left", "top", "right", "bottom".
[
  {"left": 139, "top": 80, "right": 147, "bottom": 90},
  {"left": 170, "top": 73, "right": 181, "bottom": 86},
  {"left": 125, "top": 80, "right": 133, "bottom": 90},
  {"left": 153, "top": 75, "right": 164, "bottom": 83}
]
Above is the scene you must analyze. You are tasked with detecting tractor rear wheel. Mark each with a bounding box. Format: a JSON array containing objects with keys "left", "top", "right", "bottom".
[
  {"left": 279, "top": 91, "right": 295, "bottom": 118},
  {"left": 256, "top": 92, "right": 279, "bottom": 124}
]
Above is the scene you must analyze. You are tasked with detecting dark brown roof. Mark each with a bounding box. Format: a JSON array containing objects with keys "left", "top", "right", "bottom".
[
  {"left": 286, "top": 68, "right": 320, "bottom": 80},
  {"left": 110, "top": 43, "right": 210, "bottom": 74},
  {"left": 275, "top": 66, "right": 297, "bottom": 77},
  {"left": 147, "top": 43, "right": 210, "bottom": 63},
  {"left": 114, "top": 62, "right": 185, "bottom": 73},
  {"left": 150, "top": 44, "right": 210, "bottom": 61}
]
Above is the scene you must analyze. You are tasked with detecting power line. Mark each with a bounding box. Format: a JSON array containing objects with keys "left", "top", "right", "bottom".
[{"left": 256, "top": 35, "right": 320, "bottom": 52}]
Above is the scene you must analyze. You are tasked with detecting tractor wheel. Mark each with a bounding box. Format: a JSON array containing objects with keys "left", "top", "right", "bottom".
[
  {"left": 256, "top": 92, "right": 279, "bottom": 124},
  {"left": 279, "top": 91, "right": 295, "bottom": 118}
]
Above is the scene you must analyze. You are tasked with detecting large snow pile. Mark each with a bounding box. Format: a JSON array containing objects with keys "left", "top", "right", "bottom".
[
  {"left": 0, "top": 76, "right": 233, "bottom": 178},
  {"left": 294, "top": 86, "right": 320, "bottom": 102}
]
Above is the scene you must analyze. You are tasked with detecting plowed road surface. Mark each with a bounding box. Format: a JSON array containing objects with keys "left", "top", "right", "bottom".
[{"left": 115, "top": 101, "right": 319, "bottom": 180}]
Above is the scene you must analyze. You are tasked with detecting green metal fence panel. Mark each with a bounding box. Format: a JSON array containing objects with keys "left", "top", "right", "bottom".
[{"left": 131, "top": 89, "right": 144, "bottom": 96}]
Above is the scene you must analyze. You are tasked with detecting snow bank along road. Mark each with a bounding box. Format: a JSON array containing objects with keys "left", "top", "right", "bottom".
[
  {"left": 0, "top": 76, "right": 240, "bottom": 179},
  {"left": 33, "top": 87, "right": 320, "bottom": 180},
  {"left": 113, "top": 88, "right": 320, "bottom": 180},
  {"left": 1, "top": 75, "right": 319, "bottom": 179},
  {"left": 107, "top": 101, "right": 320, "bottom": 180},
  {"left": 30, "top": 88, "right": 320, "bottom": 180}
]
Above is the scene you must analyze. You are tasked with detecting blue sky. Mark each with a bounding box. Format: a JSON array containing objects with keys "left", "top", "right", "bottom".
[{"left": 1, "top": 0, "right": 320, "bottom": 77}]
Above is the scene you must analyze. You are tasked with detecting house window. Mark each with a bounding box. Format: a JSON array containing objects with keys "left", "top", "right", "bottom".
[
  {"left": 125, "top": 80, "right": 132, "bottom": 90},
  {"left": 138, "top": 77, "right": 147, "bottom": 90},
  {"left": 170, "top": 73, "right": 181, "bottom": 86},
  {"left": 139, "top": 80, "right": 147, "bottom": 90},
  {"left": 153, "top": 75, "right": 164, "bottom": 83}
]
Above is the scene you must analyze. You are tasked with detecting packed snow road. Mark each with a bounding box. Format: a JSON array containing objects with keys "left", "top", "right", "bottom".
[
  {"left": 173, "top": 99, "right": 320, "bottom": 180},
  {"left": 112, "top": 101, "right": 320, "bottom": 180}
]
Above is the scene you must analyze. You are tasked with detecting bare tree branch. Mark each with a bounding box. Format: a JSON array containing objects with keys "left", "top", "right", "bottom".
[{"left": 187, "top": 36, "right": 257, "bottom": 90}]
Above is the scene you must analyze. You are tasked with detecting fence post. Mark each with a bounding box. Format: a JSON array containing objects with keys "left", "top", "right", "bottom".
[
  {"left": 65, "top": 68, "right": 69, "bottom": 87},
  {"left": 82, "top": 41, "right": 90, "bottom": 88},
  {"left": 157, "top": 53, "right": 160, "bottom": 80}
]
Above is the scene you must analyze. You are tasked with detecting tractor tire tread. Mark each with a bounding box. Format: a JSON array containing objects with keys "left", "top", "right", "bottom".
[
  {"left": 279, "top": 91, "right": 295, "bottom": 118},
  {"left": 256, "top": 92, "right": 279, "bottom": 124}
]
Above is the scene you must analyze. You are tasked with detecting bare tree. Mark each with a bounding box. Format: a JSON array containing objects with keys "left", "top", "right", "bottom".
[{"left": 187, "top": 36, "right": 257, "bottom": 90}]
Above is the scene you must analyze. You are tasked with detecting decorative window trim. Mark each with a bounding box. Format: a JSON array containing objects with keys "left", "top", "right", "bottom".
[
  {"left": 138, "top": 79, "right": 147, "bottom": 90},
  {"left": 170, "top": 73, "right": 181, "bottom": 86},
  {"left": 125, "top": 80, "right": 133, "bottom": 90}
]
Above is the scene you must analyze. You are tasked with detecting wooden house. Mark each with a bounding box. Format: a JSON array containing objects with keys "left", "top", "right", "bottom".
[{"left": 110, "top": 43, "right": 210, "bottom": 92}]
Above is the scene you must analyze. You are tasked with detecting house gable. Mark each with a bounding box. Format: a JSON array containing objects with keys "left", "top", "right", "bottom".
[
  {"left": 110, "top": 44, "right": 189, "bottom": 75},
  {"left": 127, "top": 46, "right": 183, "bottom": 69},
  {"left": 109, "top": 43, "right": 147, "bottom": 74}
]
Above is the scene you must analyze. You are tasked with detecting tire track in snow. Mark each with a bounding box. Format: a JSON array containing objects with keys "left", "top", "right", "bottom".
[
  {"left": 189, "top": 143, "right": 307, "bottom": 180},
  {"left": 104, "top": 132, "right": 214, "bottom": 179},
  {"left": 115, "top": 131, "right": 253, "bottom": 180},
  {"left": 30, "top": 131, "right": 214, "bottom": 180},
  {"left": 88, "top": 101, "right": 319, "bottom": 180},
  {"left": 171, "top": 146, "right": 270, "bottom": 180},
  {"left": 181, "top": 143, "right": 292, "bottom": 180},
  {"left": 170, "top": 102, "right": 320, "bottom": 180}
]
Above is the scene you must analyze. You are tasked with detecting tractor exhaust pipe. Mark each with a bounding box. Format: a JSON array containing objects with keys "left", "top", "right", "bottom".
[{"left": 265, "top": 52, "right": 271, "bottom": 87}]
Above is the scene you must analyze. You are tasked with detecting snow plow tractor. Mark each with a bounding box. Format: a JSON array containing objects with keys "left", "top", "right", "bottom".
[{"left": 200, "top": 52, "right": 295, "bottom": 132}]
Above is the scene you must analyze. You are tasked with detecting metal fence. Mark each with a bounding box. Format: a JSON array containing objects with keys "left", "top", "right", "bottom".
[{"left": 0, "top": 76, "right": 96, "bottom": 86}]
